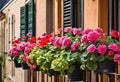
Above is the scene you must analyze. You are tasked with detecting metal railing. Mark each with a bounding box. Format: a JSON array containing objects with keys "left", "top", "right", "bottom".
[{"left": 25, "top": 70, "right": 120, "bottom": 82}]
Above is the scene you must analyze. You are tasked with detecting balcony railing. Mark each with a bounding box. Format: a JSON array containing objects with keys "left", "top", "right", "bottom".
[{"left": 24, "top": 70, "right": 120, "bottom": 82}]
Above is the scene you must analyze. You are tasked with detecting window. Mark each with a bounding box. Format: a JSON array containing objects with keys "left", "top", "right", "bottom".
[
  {"left": 20, "top": 0, "right": 35, "bottom": 41},
  {"left": 63, "top": 0, "right": 84, "bottom": 28},
  {"left": 108, "top": 0, "right": 119, "bottom": 33}
]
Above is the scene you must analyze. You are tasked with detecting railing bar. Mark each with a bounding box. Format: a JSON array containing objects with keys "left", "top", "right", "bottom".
[
  {"left": 83, "top": 71, "right": 86, "bottom": 82},
  {"left": 100, "top": 73, "right": 103, "bottom": 82},
  {"left": 42, "top": 72, "right": 44, "bottom": 82},
  {"left": 107, "top": 73, "right": 115, "bottom": 82},
  {"left": 108, "top": 74, "right": 111, "bottom": 82},
  {"left": 90, "top": 71, "right": 91, "bottom": 82},
  {"left": 51, "top": 76, "right": 52, "bottom": 82},
  {"left": 63, "top": 76, "right": 65, "bottom": 82},
  {"left": 96, "top": 72, "right": 99, "bottom": 82},
  {"left": 47, "top": 75, "right": 48, "bottom": 82},
  {"left": 38, "top": 72, "right": 39, "bottom": 82}
]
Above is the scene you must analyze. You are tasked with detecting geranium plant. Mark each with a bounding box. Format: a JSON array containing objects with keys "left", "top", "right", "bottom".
[
  {"left": 8, "top": 37, "right": 24, "bottom": 63},
  {"left": 79, "top": 28, "right": 120, "bottom": 70},
  {"left": 28, "top": 33, "right": 54, "bottom": 72},
  {"left": 50, "top": 27, "right": 83, "bottom": 75},
  {"left": 8, "top": 33, "right": 37, "bottom": 68},
  {"left": 8, "top": 27, "right": 120, "bottom": 74}
]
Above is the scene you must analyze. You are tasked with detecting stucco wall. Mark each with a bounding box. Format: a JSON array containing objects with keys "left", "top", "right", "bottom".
[
  {"left": 2, "top": 0, "right": 25, "bottom": 82},
  {"left": 36, "top": 0, "right": 47, "bottom": 37},
  {"left": 84, "top": 0, "right": 99, "bottom": 29}
]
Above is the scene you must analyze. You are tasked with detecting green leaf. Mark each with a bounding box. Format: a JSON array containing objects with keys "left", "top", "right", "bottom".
[
  {"left": 80, "top": 64, "right": 86, "bottom": 70},
  {"left": 73, "top": 52, "right": 80, "bottom": 56},
  {"left": 69, "top": 65, "right": 75, "bottom": 73},
  {"left": 86, "top": 61, "right": 98, "bottom": 70},
  {"left": 90, "top": 54, "right": 96, "bottom": 61},
  {"left": 78, "top": 43, "right": 89, "bottom": 51},
  {"left": 80, "top": 57, "right": 87, "bottom": 63},
  {"left": 97, "top": 55, "right": 105, "bottom": 62},
  {"left": 80, "top": 51, "right": 88, "bottom": 58}
]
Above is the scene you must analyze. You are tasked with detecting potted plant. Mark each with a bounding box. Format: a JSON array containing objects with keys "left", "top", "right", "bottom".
[
  {"left": 79, "top": 28, "right": 120, "bottom": 73},
  {"left": 8, "top": 33, "right": 36, "bottom": 69},
  {"left": 27, "top": 33, "right": 54, "bottom": 72},
  {"left": 49, "top": 27, "right": 85, "bottom": 81},
  {"left": 8, "top": 37, "right": 24, "bottom": 67},
  {"left": 20, "top": 36, "right": 37, "bottom": 70}
]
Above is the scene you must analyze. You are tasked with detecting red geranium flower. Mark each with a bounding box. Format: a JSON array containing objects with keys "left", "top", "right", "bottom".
[
  {"left": 18, "top": 38, "right": 22, "bottom": 41},
  {"left": 108, "top": 50, "right": 114, "bottom": 56},
  {"left": 46, "top": 34, "right": 52, "bottom": 39},
  {"left": 111, "top": 30, "right": 119, "bottom": 39},
  {"left": 37, "top": 34, "right": 52, "bottom": 47},
  {"left": 27, "top": 36, "right": 36, "bottom": 43}
]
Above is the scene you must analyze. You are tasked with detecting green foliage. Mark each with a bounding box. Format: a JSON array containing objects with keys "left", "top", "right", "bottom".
[{"left": 79, "top": 32, "right": 120, "bottom": 71}]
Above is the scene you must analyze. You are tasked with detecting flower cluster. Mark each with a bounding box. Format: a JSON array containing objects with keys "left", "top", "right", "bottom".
[
  {"left": 79, "top": 28, "right": 120, "bottom": 70},
  {"left": 8, "top": 42, "right": 26, "bottom": 57},
  {"left": 7, "top": 27, "right": 120, "bottom": 74}
]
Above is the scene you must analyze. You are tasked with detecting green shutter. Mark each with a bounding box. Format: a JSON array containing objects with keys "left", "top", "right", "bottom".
[
  {"left": 20, "top": 5, "right": 28, "bottom": 41},
  {"left": 28, "top": 0, "right": 35, "bottom": 36}
]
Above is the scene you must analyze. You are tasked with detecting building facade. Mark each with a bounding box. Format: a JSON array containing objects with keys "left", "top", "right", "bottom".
[{"left": 0, "top": 0, "right": 120, "bottom": 82}]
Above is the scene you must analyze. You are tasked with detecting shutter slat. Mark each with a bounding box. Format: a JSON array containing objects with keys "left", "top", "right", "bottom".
[
  {"left": 64, "top": 13, "right": 71, "bottom": 17},
  {"left": 63, "top": 0, "right": 73, "bottom": 27}
]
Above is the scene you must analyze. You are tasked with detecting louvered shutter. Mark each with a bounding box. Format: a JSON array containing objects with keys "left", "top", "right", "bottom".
[
  {"left": 20, "top": 5, "right": 28, "bottom": 41},
  {"left": 28, "top": 0, "right": 35, "bottom": 36},
  {"left": 63, "top": 0, "right": 73, "bottom": 27}
]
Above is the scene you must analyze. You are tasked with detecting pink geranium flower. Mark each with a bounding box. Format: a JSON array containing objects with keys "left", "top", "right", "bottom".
[
  {"left": 57, "top": 28, "right": 62, "bottom": 34},
  {"left": 108, "top": 44, "right": 118, "bottom": 51},
  {"left": 16, "top": 42, "right": 26, "bottom": 51},
  {"left": 114, "top": 54, "right": 120, "bottom": 62},
  {"left": 27, "top": 32, "right": 32, "bottom": 37},
  {"left": 54, "top": 37, "right": 62, "bottom": 47},
  {"left": 81, "top": 34, "right": 88, "bottom": 43},
  {"left": 13, "top": 51, "right": 19, "bottom": 56},
  {"left": 83, "top": 29, "right": 93, "bottom": 34},
  {"left": 97, "top": 44, "right": 107, "bottom": 55},
  {"left": 30, "top": 64, "right": 36, "bottom": 69},
  {"left": 94, "top": 28, "right": 103, "bottom": 33},
  {"left": 87, "top": 44, "right": 96, "bottom": 53},
  {"left": 87, "top": 31, "right": 101, "bottom": 42},
  {"left": 62, "top": 37, "right": 71, "bottom": 47},
  {"left": 64, "top": 27, "right": 73, "bottom": 33},
  {"left": 41, "top": 32, "right": 47, "bottom": 37},
  {"left": 49, "top": 37, "right": 55, "bottom": 43},
  {"left": 71, "top": 42, "right": 80, "bottom": 51},
  {"left": 73, "top": 28, "right": 82, "bottom": 35}
]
